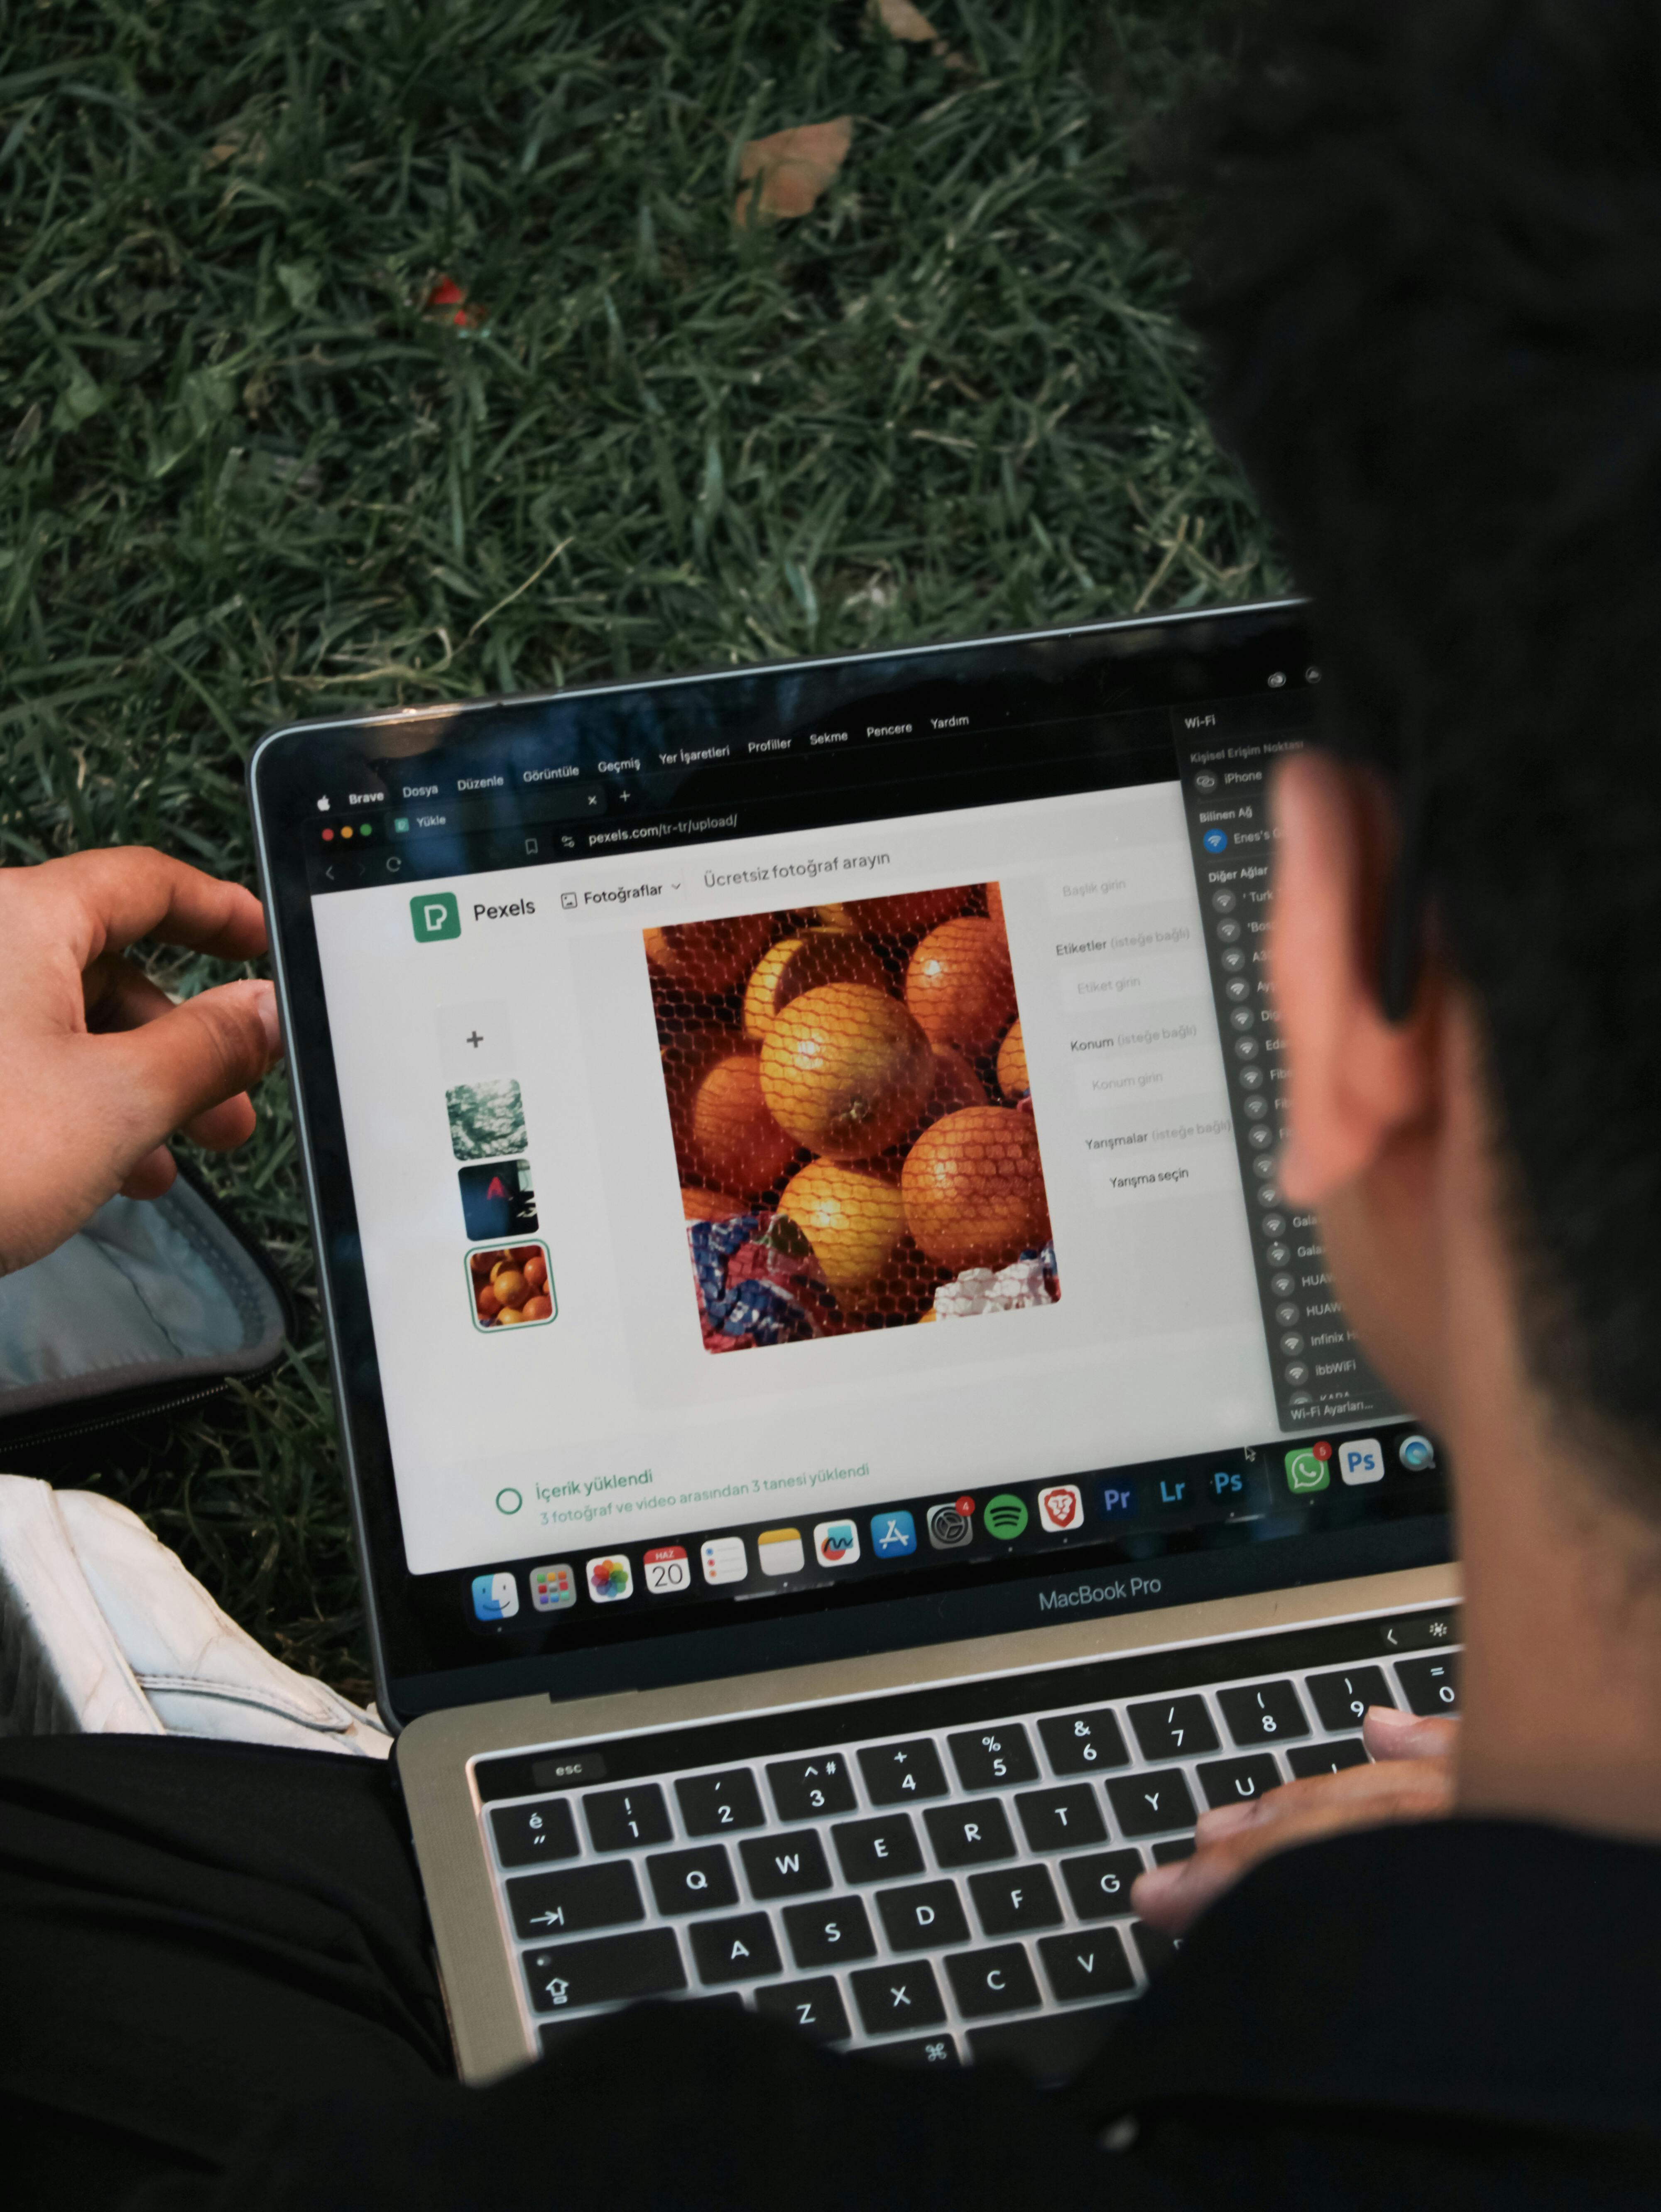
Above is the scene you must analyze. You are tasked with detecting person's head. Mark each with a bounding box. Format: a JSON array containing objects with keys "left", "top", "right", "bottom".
[{"left": 1181, "top": 0, "right": 1661, "bottom": 1507}]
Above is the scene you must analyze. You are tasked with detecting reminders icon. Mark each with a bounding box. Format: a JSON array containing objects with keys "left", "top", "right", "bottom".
[
  {"left": 702, "top": 1536, "right": 748, "bottom": 1586},
  {"left": 759, "top": 1527, "right": 805, "bottom": 1576}
]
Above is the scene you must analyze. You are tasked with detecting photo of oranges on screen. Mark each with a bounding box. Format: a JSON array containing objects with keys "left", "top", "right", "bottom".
[
  {"left": 645, "top": 884, "right": 1058, "bottom": 1352},
  {"left": 468, "top": 1242, "right": 556, "bottom": 1331}
]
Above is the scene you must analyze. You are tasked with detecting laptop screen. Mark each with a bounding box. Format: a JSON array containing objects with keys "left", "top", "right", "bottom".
[{"left": 252, "top": 604, "right": 1448, "bottom": 1718}]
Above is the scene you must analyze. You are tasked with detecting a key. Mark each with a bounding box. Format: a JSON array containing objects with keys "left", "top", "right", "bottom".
[
  {"left": 739, "top": 1830, "right": 833, "bottom": 1899},
  {"left": 1059, "top": 1847, "right": 1145, "bottom": 1921},
  {"left": 944, "top": 1943, "right": 1042, "bottom": 2018},
  {"left": 583, "top": 1784, "right": 671, "bottom": 1853},
  {"left": 1039, "top": 1927, "right": 1135, "bottom": 2004},
  {"left": 1131, "top": 1922, "right": 1183, "bottom": 1979},
  {"left": 924, "top": 1798, "right": 1017, "bottom": 1867},
  {"left": 676, "top": 1769, "right": 766, "bottom": 1835},
  {"left": 1306, "top": 1665, "right": 1395, "bottom": 1730},
  {"left": 1217, "top": 1679, "right": 1309, "bottom": 1748},
  {"left": 969, "top": 1863, "right": 1062, "bottom": 1937},
  {"left": 505, "top": 1861, "right": 643, "bottom": 1940},
  {"left": 688, "top": 1911, "right": 782, "bottom": 1985},
  {"left": 874, "top": 1878, "right": 968, "bottom": 1953},
  {"left": 1195, "top": 1753, "right": 1282, "bottom": 1811},
  {"left": 1286, "top": 1738, "right": 1370, "bottom": 1779},
  {"left": 867, "top": 2033, "right": 959, "bottom": 2068},
  {"left": 1394, "top": 1654, "right": 1460, "bottom": 1715},
  {"left": 1127, "top": 1696, "right": 1220, "bottom": 1761},
  {"left": 491, "top": 1798, "right": 579, "bottom": 1869},
  {"left": 832, "top": 1813, "right": 924, "bottom": 1885},
  {"left": 524, "top": 1928, "right": 685, "bottom": 2013},
  {"left": 645, "top": 1845, "right": 739, "bottom": 1916},
  {"left": 782, "top": 1896, "right": 876, "bottom": 1969},
  {"left": 947, "top": 1725, "right": 1039, "bottom": 1791},
  {"left": 1105, "top": 1768, "right": 1199, "bottom": 1838},
  {"left": 1038, "top": 1709, "right": 1130, "bottom": 1774},
  {"left": 753, "top": 1976, "right": 850, "bottom": 2043},
  {"left": 766, "top": 1755, "right": 856, "bottom": 1822},
  {"left": 850, "top": 1960, "right": 947, "bottom": 2035},
  {"left": 858, "top": 1740, "right": 948, "bottom": 1805},
  {"left": 1014, "top": 1784, "right": 1108, "bottom": 1853}
]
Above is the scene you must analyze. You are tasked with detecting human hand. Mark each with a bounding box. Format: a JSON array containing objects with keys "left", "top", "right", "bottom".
[
  {"left": 0, "top": 848, "right": 282, "bottom": 1275},
  {"left": 1132, "top": 1705, "right": 1459, "bottom": 1936}
]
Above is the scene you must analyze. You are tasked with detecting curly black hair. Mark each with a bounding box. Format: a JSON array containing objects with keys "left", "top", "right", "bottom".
[{"left": 1181, "top": 0, "right": 1661, "bottom": 1465}]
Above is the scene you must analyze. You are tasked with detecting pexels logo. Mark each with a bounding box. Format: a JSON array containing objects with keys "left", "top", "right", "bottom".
[{"left": 1037, "top": 1574, "right": 1163, "bottom": 1614}]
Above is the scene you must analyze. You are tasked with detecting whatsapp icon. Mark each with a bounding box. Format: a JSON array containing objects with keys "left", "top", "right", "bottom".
[{"left": 1284, "top": 1447, "right": 1330, "bottom": 1495}]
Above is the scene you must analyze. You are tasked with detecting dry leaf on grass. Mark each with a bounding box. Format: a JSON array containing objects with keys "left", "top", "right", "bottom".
[
  {"left": 735, "top": 117, "right": 853, "bottom": 227},
  {"left": 870, "top": 0, "right": 970, "bottom": 70}
]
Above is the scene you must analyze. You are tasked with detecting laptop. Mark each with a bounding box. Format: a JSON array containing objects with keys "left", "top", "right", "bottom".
[{"left": 249, "top": 599, "right": 1458, "bottom": 2088}]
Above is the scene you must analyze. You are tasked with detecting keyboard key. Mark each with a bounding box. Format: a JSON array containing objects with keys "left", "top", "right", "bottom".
[
  {"left": 1015, "top": 1783, "right": 1108, "bottom": 1854},
  {"left": 1151, "top": 1837, "right": 1195, "bottom": 1865},
  {"left": 1127, "top": 1695, "right": 1220, "bottom": 1761},
  {"left": 947, "top": 1725, "right": 1039, "bottom": 1791},
  {"left": 967, "top": 2006, "right": 1118, "bottom": 2086},
  {"left": 875, "top": 1878, "right": 969, "bottom": 1953},
  {"left": 1060, "top": 1847, "right": 1145, "bottom": 1921},
  {"left": 583, "top": 1784, "right": 671, "bottom": 1852},
  {"left": 1196, "top": 1753, "right": 1282, "bottom": 1811},
  {"left": 782, "top": 1896, "right": 876, "bottom": 1969},
  {"left": 524, "top": 1928, "right": 685, "bottom": 2013},
  {"left": 766, "top": 1755, "right": 856, "bottom": 1822},
  {"left": 1395, "top": 1653, "right": 1461, "bottom": 1715},
  {"left": 688, "top": 1911, "right": 782, "bottom": 1986},
  {"left": 867, "top": 2033, "right": 959, "bottom": 2068},
  {"left": 850, "top": 1959, "right": 947, "bottom": 2035},
  {"left": 924, "top": 1798, "right": 1017, "bottom": 1867},
  {"left": 538, "top": 1994, "right": 737, "bottom": 2057},
  {"left": 969, "top": 1864, "right": 1062, "bottom": 1937},
  {"left": 1217, "top": 1679, "right": 1309, "bottom": 1748},
  {"left": 1039, "top": 1708, "right": 1130, "bottom": 1774},
  {"left": 1306, "top": 1665, "right": 1395, "bottom": 1731},
  {"left": 1287, "top": 1739, "right": 1369, "bottom": 1779},
  {"left": 858, "top": 1740, "right": 948, "bottom": 1805},
  {"left": 739, "top": 1830, "right": 833, "bottom": 1899},
  {"left": 490, "top": 1798, "right": 579, "bottom": 1868},
  {"left": 945, "top": 1943, "right": 1042, "bottom": 2018},
  {"left": 676, "top": 1769, "right": 765, "bottom": 1835},
  {"left": 753, "top": 1976, "right": 849, "bottom": 2043},
  {"left": 1105, "top": 1768, "right": 1198, "bottom": 1838},
  {"left": 1131, "top": 1921, "right": 1183, "bottom": 1979},
  {"left": 646, "top": 1845, "right": 738, "bottom": 1916},
  {"left": 832, "top": 1813, "right": 924, "bottom": 1885},
  {"left": 1039, "top": 1926, "right": 1136, "bottom": 2004},
  {"left": 505, "top": 1862, "right": 643, "bottom": 1940}
]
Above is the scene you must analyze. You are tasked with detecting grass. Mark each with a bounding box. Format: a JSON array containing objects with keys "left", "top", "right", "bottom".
[{"left": 0, "top": 0, "right": 1279, "bottom": 1699}]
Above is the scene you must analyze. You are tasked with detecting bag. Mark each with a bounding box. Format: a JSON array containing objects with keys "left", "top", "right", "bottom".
[{"left": 0, "top": 1162, "right": 292, "bottom": 1479}]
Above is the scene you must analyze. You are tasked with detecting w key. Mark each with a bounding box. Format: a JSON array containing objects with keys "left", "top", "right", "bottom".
[{"left": 740, "top": 1831, "right": 832, "bottom": 1899}]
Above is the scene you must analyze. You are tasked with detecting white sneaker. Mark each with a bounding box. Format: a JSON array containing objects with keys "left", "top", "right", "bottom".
[{"left": 0, "top": 1474, "right": 390, "bottom": 1755}]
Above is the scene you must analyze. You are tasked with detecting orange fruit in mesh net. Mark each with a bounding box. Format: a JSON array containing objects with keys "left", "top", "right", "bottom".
[
  {"left": 905, "top": 915, "right": 1017, "bottom": 1055},
  {"left": 902, "top": 1105, "right": 1050, "bottom": 1272},
  {"left": 688, "top": 1052, "right": 799, "bottom": 1194},
  {"left": 759, "top": 983, "right": 935, "bottom": 1158},
  {"left": 682, "top": 1182, "right": 746, "bottom": 1222},
  {"left": 778, "top": 1159, "right": 908, "bottom": 1301},
  {"left": 815, "top": 888, "right": 966, "bottom": 937},
  {"left": 887, "top": 1044, "right": 987, "bottom": 1156},
  {"left": 645, "top": 914, "right": 775, "bottom": 992},
  {"left": 986, "top": 881, "right": 1005, "bottom": 931},
  {"left": 741, "top": 928, "right": 890, "bottom": 1041},
  {"left": 997, "top": 1018, "right": 1029, "bottom": 1100}
]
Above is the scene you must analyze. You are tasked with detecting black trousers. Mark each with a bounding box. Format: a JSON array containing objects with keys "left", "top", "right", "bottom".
[{"left": 0, "top": 1736, "right": 1118, "bottom": 2212}]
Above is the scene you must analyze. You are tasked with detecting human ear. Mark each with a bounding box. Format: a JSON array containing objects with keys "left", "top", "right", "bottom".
[{"left": 1269, "top": 749, "right": 1437, "bottom": 1206}]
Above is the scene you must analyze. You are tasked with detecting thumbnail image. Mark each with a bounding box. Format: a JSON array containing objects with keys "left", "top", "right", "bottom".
[
  {"left": 458, "top": 1157, "right": 538, "bottom": 1241},
  {"left": 446, "top": 1077, "right": 527, "bottom": 1162},
  {"left": 643, "top": 885, "right": 1058, "bottom": 1353},
  {"left": 468, "top": 1243, "right": 556, "bottom": 1330}
]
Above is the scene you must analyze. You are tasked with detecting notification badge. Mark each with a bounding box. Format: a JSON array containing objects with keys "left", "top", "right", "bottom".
[{"left": 1036, "top": 1483, "right": 1083, "bottom": 1533}]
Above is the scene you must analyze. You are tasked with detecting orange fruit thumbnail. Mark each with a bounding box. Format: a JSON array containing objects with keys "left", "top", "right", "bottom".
[
  {"left": 522, "top": 1294, "right": 554, "bottom": 1320},
  {"left": 741, "top": 928, "right": 889, "bottom": 1042},
  {"left": 905, "top": 916, "right": 1016, "bottom": 1055},
  {"left": 901, "top": 1105, "right": 1050, "bottom": 1273},
  {"left": 759, "top": 983, "right": 934, "bottom": 1159},
  {"left": 778, "top": 1159, "right": 907, "bottom": 1302},
  {"left": 490, "top": 1268, "right": 529, "bottom": 1307},
  {"left": 689, "top": 1052, "right": 799, "bottom": 1195},
  {"left": 645, "top": 914, "right": 774, "bottom": 992}
]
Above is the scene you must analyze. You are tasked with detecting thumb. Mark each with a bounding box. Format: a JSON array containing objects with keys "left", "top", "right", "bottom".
[{"left": 102, "top": 979, "right": 283, "bottom": 1164}]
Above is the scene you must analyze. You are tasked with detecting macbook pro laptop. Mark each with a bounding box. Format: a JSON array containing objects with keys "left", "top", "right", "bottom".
[{"left": 249, "top": 599, "right": 1458, "bottom": 2088}]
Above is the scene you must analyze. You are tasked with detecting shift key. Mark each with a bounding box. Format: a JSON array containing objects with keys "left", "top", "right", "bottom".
[{"left": 524, "top": 1928, "right": 686, "bottom": 2013}]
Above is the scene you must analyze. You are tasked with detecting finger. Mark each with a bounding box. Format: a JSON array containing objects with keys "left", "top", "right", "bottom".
[
  {"left": 119, "top": 1146, "right": 179, "bottom": 1201},
  {"left": 1363, "top": 1704, "right": 1459, "bottom": 1762},
  {"left": 19, "top": 848, "right": 268, "bottom": 974},
  {"left": 182, "top": 1094, "right": 258, "bottom": 1152},
  {"left": 97, "top": 980, "right": 282, "bottom": 1172},
  {"left": 82, "top": 955, "right": 264, "bottom": 1150}
]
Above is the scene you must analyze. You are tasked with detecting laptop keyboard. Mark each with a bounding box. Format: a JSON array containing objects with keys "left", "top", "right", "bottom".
[{"left": 475, "top": 1603, "right": 1460, "bottom": 2085}]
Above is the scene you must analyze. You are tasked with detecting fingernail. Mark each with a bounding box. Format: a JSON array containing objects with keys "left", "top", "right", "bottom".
[
  {"left": 252, "top": 980, "right": 284, "bottom": 1059},
  {"left": 1366, "top": 1704, "right": 1415, "bottom": 1735},
  {"left": 1196, "top": 1801, "right": 1257, "bottom": 1840}
]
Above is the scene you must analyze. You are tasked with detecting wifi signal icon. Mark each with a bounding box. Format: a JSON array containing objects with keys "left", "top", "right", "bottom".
[{"left": 984, "top": 1494, "right": 1029, "bottom": 1541}]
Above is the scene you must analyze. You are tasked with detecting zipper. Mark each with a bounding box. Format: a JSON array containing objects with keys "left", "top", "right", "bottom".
[{"left": 0, "top": 1381, "right": 231, "bottom": 1454}]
